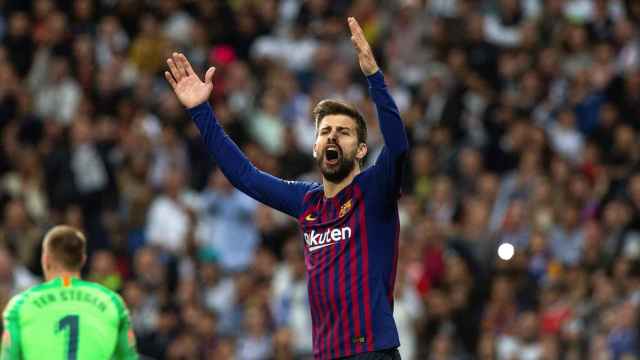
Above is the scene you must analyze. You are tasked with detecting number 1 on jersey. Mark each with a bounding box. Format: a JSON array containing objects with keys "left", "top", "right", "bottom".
[{"left": 57, "top": 315, "right": 79, "bottom": 360}]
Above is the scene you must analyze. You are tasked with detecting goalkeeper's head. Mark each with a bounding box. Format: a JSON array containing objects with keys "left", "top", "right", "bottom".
[{"left": 41, "top": 225, "right": 87, "bottom": 280}]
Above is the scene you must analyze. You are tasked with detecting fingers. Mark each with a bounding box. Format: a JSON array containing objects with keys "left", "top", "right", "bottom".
[
  {"left": 351, "top": 36, "right": 364, "bottom": 53},
  {"left": 178, "top": 53, "right": 196, "bottom": 76},
  {"left": 204, "top": 67, "right": 216, "bottom": 85},
  {"left": 347, "top": 17, "right": 379, "bottom": 75},
  {"left": 164, "top": 71, "right": 177, "bottom": 89},
  {"left": 166, "top": 55, "right": 182, "bottom": 82},
  {"left": 172, "top": 52, "right": 189, "bottom": 77},
  {"left": 348, "top": 17, "right": 367, "bottom": 52},
  {"left": 348, "top": 17, "right": 364, "bottom": 40},
  {"left": 166, "top": 52, "right": 195, "bottom": 83},
  {"left": 348, "top": 17, "right": 361, "bottom": 32}
]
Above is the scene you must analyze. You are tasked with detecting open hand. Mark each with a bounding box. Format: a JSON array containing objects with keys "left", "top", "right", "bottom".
[
  {"left": 348, "top": 17, "right": 379, "bottom": 76},
  {"left": 165, "top": 52, "right": 216, "bottom": 108}
]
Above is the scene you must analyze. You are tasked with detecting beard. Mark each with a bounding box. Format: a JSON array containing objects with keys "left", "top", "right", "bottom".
[{"left": 317, "top": 143, "right": 357, "bottom": 183}]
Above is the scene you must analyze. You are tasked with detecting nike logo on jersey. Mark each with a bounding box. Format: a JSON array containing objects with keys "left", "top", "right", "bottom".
[
  {"left": 305, "top": 213, "right": 318, "bottom": 222},
  {"left": 308, "top": 243, "right": 334, "bottom": 251},
  {"left": 304, "top": 227, "right": 352, "bottom": 252}
]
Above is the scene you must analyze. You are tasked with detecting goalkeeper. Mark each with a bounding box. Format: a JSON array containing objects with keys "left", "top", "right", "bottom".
[{"left": 1, "top": 225, "right": 138, "bottom": 359}]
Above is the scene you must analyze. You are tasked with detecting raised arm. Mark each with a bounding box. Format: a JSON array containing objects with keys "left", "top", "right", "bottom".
[
  {"left": 348, "top": 18, "right": 409, "bottom": 196},
  {"left": 164, "top": 53, "right": 313, "bottom": 217}
]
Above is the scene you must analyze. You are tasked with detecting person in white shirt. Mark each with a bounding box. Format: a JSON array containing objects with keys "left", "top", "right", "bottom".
[{"left": 146, "top": 168, "right": 198, "bottom": 254}]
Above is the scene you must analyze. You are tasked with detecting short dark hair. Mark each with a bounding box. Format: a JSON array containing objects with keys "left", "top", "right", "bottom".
[
  {"left": 313, "top": 99, "right": 367, "bottom": 144},
  {"left": 44, "top": 225, "right": 87, "bottom": 271}
]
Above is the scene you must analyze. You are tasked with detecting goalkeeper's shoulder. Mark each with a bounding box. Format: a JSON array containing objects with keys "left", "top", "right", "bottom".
[
  {"left": 2, "top": 286, "right": 41, "bottom": 319},
  {"left": 2, "top": 296, "right": 21, "bottom": 320},
  {"left": 76, "top": 280, "right": 130, "bottom": 315}
]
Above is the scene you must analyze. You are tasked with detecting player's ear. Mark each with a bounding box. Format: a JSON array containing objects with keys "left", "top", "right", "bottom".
[
  {"left": 356, "top": 142, "right": 367, "bottom": 160},
  {"left": 41, "top": 253, "right": 50, "bottom": 273},
  {"left": 313, "top": 143, "right": 318, "bottom": 159}
]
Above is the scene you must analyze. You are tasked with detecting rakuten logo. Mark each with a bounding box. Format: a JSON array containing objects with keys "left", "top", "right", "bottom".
[{"left": 304, "top": 227, "right": 352, "bottom": 252}]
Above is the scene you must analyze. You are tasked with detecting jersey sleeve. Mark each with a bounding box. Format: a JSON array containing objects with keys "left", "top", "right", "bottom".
[
  {"left": 363, "top": 71, "right": 409, "bottom": 201},
  {"left": 188, "top": 102, "right": 314, "bottom": 218},
  {"left": 1, "top": 296, "right": 23, "bottom": 360},
  {"left": 112, "top": 295, "right": 138, "bottom": 360}
]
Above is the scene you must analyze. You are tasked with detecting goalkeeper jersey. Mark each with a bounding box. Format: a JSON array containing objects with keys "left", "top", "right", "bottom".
[{"left": 1, "top": 276, "right": 138, "bottom": 360}]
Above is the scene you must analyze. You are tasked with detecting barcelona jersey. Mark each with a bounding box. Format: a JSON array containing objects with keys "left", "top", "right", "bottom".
[{"left": 188, "top": 70, "right": 408, "bottom": 359}]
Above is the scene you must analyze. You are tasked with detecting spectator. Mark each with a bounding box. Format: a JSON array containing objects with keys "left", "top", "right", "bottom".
[
  {"left": 549, "top": 203, "right": 585, "bottom": 265},
  {"left": 271, "top": 238, "right": 312, "bottom": 357},
  {"left": 548, "top": 109, "right": 585, "bottom": 164},
  {"left": 137, "top": 302, "right": 179, "bottom": 359},
  {"left": 87, "top": 249, "right": 122, "bottom": 291},
  {"left": 196, "top": 169, "right": 259, "bottom": 272},
  {"left": 129, "top": 14, "right": 170, "bottom": 74},
  {"left": 237, "top": 304, "right": 273, "bottom": 360},
  {"left": 33, "top": 55, "right": 82, "bottom": 124},
  {"left": 145, "top": 169, "right": 197, "bottom": 255},
  {"left": 0, "top": 246, "right": 37, "bottom": 295},
  {"left": 3, "top": 12, "right": 34, "bottom": 77},
  {"left": 1, "top": 147, "right": 48, "bottom": 222},
  {"left": 496, "top": 311, "right": 543, "bottom": 360},
  {"left": 123, "top": 279, "right": 159, "bottom": 340}
]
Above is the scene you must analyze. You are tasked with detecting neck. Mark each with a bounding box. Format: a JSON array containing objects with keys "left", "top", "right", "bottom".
[
  {"left": 322, "top": 166, "right": 360, "bottom": 198},
  {"left": 46, "top": 270, "right": 81, "bottom": 282}
]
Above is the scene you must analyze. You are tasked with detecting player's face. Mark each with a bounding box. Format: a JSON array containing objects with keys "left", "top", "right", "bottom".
[{"left": 314, "top": 115, "right": 365, "bottom": 183}]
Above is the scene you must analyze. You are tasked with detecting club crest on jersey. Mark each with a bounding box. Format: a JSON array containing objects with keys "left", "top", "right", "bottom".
[
  {"left": 339, "top": 200, "right": 352, "bottom": 218},
  {"left": 304, "top": 226, "right": 352, "bottom": 252}
]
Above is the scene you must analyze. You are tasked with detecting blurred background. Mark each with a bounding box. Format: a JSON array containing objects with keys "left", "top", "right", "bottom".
[{"left": 1, "top": 0, "right": 640, "bottom": 359}]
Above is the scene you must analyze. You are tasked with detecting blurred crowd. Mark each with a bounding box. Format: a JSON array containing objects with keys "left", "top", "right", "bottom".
[{"left": 1, "top": 0, "right": 640, "bottom": 359}]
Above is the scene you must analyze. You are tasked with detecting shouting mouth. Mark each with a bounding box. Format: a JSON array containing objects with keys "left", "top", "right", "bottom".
[{"left": 324, "top": 145, "right": 341, "bottom": 166}]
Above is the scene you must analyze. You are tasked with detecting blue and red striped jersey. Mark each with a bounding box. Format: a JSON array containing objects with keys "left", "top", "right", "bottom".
[{"left": 188, "top": 70, "right": 409, "bottom": 359}]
